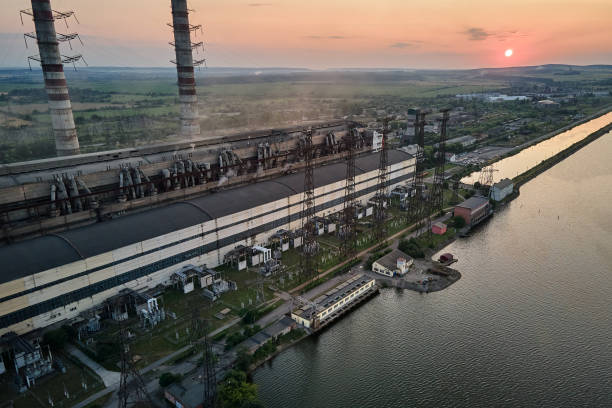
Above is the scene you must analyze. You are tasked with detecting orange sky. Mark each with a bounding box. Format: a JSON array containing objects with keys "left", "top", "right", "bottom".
[{"left": 1, "top": 0, "right": 611, "bottom": 68}]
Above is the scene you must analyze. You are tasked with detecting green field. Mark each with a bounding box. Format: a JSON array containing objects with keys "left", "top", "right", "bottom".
[{"left": 1, "top": 65, "right": 611, "bottom": 163}]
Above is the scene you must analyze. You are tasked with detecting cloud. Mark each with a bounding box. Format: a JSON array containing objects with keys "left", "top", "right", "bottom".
[
  {"left": 390, "top": 42, "right": 417, "bottom": 49},
  {"left": 464, "top": 27, "right": 491, "bottom": 41},
  {"left": 306, "top": 35, "right": 348, "bottom": 40}
]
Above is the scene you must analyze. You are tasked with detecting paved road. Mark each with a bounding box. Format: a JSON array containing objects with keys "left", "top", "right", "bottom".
[{"left": 67, "top": 345, "right": 121, "bottom": 388}]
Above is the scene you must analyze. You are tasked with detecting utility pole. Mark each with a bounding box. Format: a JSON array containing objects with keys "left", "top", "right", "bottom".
[
  {"left": 373, "top": 118, "right": 390, "bottom": 241},
  {"left": 341, "top": 126, "right": 358, "bottom": 257},
  {"left": 300, "top": 128, "right": 318, "bottom": 279}
]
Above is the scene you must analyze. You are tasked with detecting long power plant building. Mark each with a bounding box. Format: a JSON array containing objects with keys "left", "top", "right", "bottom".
[{"left": 0, "top": 150, "right": 414, "bottom": 336}]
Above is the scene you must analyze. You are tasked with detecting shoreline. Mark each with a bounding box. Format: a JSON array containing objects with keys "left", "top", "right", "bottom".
[
  {"left": 489, "top": 105, "right": 612, "bottom": 165},
  {"left": 511, "top": 122, "right": 612, "bottom": 189}
]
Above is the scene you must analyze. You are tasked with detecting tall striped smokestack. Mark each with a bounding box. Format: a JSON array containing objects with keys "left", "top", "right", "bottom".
[
  {"left": 171, "top": 0, "right": 200, "bottom": 138},
  {"left": 31, "top": 0, "right": 80, "bottom": 156}
]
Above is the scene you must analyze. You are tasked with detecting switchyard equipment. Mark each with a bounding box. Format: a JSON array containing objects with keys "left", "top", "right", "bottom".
[
  {"left": 373, "top": 118, "right": 390, "bottom": 241},
  {"left": 169, "top": 0, "right": 205, "bottom": 138},
  {"left": 20, "top": 0, "right": 84, "bottom": 156}
]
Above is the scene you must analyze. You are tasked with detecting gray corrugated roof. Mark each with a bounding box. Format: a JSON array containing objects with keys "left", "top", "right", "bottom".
[
  {"left": 0, "top": 235, "right": 82, "bottom": 284},
  {"left": 59, "top": 202, "right": 212, "bottom": 259},
  {"left": 493, "top": 178, "right": 513, "bottom": 189},
  {"left": 456, "top": 196, "right": 489, "bottom": 210},
  {"left": 374, "top": 249, "right": 412, "bottom": 271},
  {"left": 0, "top": 150, "right": 411, "bottom": 283}
]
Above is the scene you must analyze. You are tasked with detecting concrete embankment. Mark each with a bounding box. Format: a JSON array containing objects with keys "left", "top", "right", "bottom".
[
  {"left": 512, "top": 122, "right": 612, "bottom": 188},
  {"left": 498, "top": 106, "right": 612, "bottom": 162}
]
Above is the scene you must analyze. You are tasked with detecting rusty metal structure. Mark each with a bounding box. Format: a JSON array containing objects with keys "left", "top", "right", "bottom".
[
  {"left": 426, "top": 108, "right": 450, "bottom": 234},
  {"left": 191, "top": 305, "right": 216, "bottom": 407},
  {"left": 341, "top": 126, "right": 358, "bottom": 256},
  {"left": 116, "top": 297, "right": 154, "bottom": 408},
  {"left": 300, "top": 128, "right": 318, "bottom": 278},
  {"left": 169, "top": 0, "right": 204, "bottom": 138},
  {"left": 478, "top": 165, "right": 497, "bottom": 197},
  {"left": 407, "top": 109, "right": 428, "bottom": 230},
  {"left": 428, "top": 109, "right": 450, "bottom": 215},
  {"left": 373, "top": 118, "right": 390, "bottom": 241},
  {"left": 21, "top": 0, "right": 84, "bottom": 156}
]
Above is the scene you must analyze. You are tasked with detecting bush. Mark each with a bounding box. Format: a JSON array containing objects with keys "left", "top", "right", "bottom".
[
  {"left": 398, "top": 238, "right": 425, "bottom": 258},
  {"left": 451, "top": 216, "right": 466, "bottom": 229},
  {"left": 218, "top": 370, "right": 260, "bottom": 408},
  {"left": 159, "top": 372, "right": 181, "bottom": 387},
  {"left": 235, "top": 349, "right": 254, "bottom": 372}
]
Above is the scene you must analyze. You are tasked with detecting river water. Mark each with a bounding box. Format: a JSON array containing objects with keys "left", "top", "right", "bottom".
[
  {"left": 254, "top": 126, "right": 612, "bottom": 407},
  {"left": 462, "top": 111, "right": 612, "bottom": 184}
]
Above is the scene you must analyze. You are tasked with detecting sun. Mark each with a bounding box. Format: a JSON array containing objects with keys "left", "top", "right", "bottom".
[{"left": 505, "top": 49, "right": 513, "bottom": 57}]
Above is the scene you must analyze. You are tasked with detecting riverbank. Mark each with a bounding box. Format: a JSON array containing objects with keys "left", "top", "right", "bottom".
[
  {"left": 512, "top": 122, "right": 612, "bottom": 188},
  {"left": 495, "top": 105, "right": 612, "bottom": 163}
]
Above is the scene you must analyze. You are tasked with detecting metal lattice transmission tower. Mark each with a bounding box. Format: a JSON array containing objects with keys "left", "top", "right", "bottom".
[
  {"left": 190, "top": 306, "right": 216, "bottom": 408},
  {"left": 451, "top": 175, "right": 460, "bottom": 204},
  {"left": 374, "top": 118, "right": 390, "bottom": 241},
  {"left": 300, "top": 128, "right": 318, "bottom": 279},
  {"left": 169, "top": 0, "right": 205, "bottom": 138},
  {"left": 341, "top": 126, "right": 358, "bottom": 257},
  {"left": 428, "top": 108, "right": 450, "bottom": 216},
  {"left": 21, "top": 0, "right": 86, "bottom": 156},
  {"left": 478, "top": 165, "right": 497, "bottom": 197},
  {"left": 116, "top": 297, "right": 154, "bottom": 408},
  {"left": 407, "top": 109, "right": 428, "bottom": 230}
]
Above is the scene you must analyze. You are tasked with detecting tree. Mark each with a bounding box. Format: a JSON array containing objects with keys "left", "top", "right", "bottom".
[
  {"left": 451, "top": 216, "right": 466, "bottom": 229},
  {"left": 218, "top": 370, "right": 259, "bottom": 408},
  {"left": 159, "top": 372, "right": 180, "bottom": 387},
  {"left": 235, "top": 349, "right": 253, "bottom": 372},
  {"left": 43, "top": 327, "right": 68, "bottom": 350}
]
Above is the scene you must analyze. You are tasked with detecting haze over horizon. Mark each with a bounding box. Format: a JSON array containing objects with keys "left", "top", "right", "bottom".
[{"left": 1, "top": 0, "right": 611, "bottom": 70}]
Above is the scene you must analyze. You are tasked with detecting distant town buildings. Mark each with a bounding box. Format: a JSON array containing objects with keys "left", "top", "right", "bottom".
[
  {"left": 537, "top": 99, "right": 560, "bottom": 108},
  {"left": 436, "top": 135, "right": 476, "bottom": 148},
  {"left": 455, "top": 93, "right": 530, "bottom": 102}
]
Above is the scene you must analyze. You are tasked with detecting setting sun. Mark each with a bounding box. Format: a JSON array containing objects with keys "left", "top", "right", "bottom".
[{"left": 505, "top": 49, "right": 513, "bottom": 57}]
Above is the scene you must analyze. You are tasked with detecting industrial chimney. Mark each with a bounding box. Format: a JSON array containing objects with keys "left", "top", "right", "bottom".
[
  {"left": 170, "top": 0, "right": 202, "bottom": 138},
  {"left": 29, "top": 0, "right": 80, "bottom": 156}
]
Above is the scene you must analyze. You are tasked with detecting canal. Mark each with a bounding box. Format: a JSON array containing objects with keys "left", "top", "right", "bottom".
[
  {"left": 253, "top": 125, "right": 612, "bottom": 407},
  {"left": 462, "top": 111, "right": 612, "bottom": 184}
]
